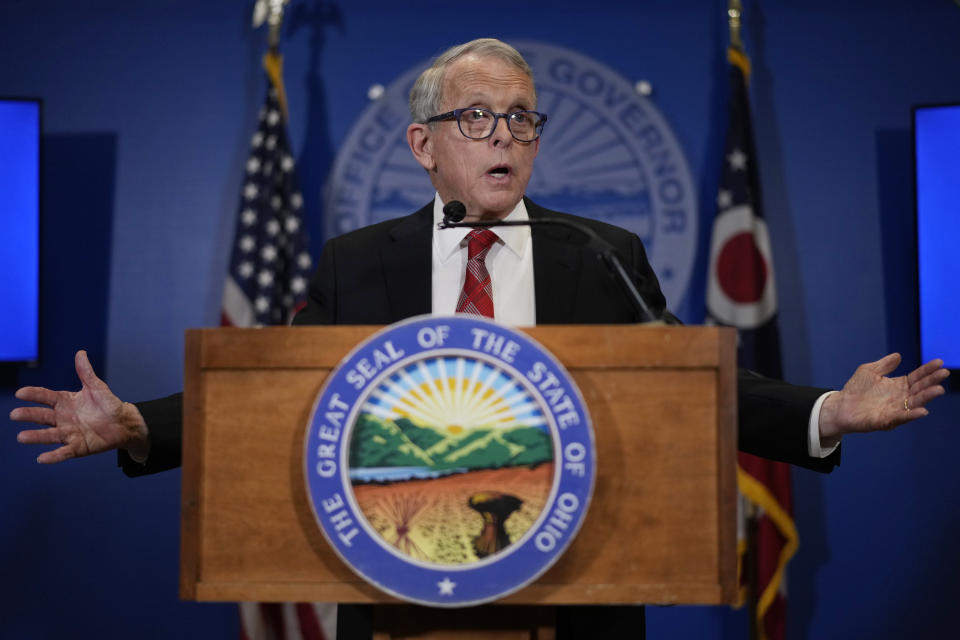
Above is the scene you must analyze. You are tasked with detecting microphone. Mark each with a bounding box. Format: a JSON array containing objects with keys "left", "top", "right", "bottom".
[
  {"left": 437, "top": 201, "right": 662, "bottom": 323},
  {"left": 442, "top": 200, "right": 467, "bottom": 225}
]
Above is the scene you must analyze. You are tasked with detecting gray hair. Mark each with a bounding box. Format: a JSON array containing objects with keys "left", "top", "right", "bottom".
[{"left": 409, "top": 38, "right": 536, "bottom": 124}]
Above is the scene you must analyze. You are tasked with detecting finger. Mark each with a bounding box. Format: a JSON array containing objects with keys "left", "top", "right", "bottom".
[
  {"left": 10, "top": 406, "right": 57, "bottom": 426},
  {"left": 14, "top": 386, "right": 60, "bottom": 407},
  {"left": 909, "top": 384, "right": 946, "bottom": 409},
  {"left": 888, "top": 408, "right": 930, "bottom": 429},
  {"left": 17, "top": 427, "right": 65, "bottom": 445},
  {"left": 36, "top": 446, "right": 77, "bottom": 464},
  {"left": 909, "top": 367, "right": 950, "bottom": 393},
  {"left": 906, "top": 358, "right": 946, "bottom": 387},
  {"left": 74, "top": 350, "right": 105, "bottom": 390},
  {"left": 871, "top": 353, "right": 902, "bottom": 376}
]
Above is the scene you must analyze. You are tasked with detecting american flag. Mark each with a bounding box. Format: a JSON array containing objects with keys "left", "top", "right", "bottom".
[
  {"left": 221, "top": 53, "right": 312, "bottom": 328},
  {"left": 706, "top": 44, "right": 797, "bottom": 640},
  {"left": 225, "top": 51, "right": 334, "bottom": 640}
]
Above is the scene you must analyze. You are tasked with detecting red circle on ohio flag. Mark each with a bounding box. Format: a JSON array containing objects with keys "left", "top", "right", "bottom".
[
  {"left": 716, "top": 232, "right": 768, "bottom": 303},
  {"left": 706, "top": 204, "right": 777, "bottom": 328}
]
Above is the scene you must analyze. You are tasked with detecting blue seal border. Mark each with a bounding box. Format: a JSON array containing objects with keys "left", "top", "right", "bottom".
[{"left": 303, "top": 315, "right": 596, "bottom": 607}]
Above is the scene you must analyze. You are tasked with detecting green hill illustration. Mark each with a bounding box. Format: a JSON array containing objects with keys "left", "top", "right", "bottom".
[{"left": 349, "top": 413, "right": 553, "bottom": 471}]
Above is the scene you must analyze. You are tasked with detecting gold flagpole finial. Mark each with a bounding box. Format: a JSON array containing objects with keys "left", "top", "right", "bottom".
[
  {"left": 253, "top": 0, "right": 291, "bottom": 52},
  {"left": 728, "top": 0, "right": 744, "bottom": 51},
  {"left": 253, "top": 0, "right": 292, "bottom": 117}
]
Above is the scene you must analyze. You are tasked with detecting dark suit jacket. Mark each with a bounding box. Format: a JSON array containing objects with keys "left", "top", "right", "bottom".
[{"left": 123, "top": 198, "right": 838, "bottom": 475}]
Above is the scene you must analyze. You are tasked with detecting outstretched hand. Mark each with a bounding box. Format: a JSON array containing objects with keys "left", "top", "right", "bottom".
[
  {"left": 819, "top": 353, "right": 949, "bottom": 442},
  {"left": 10, "top": 350, "right": 149, "bottom": 464}
]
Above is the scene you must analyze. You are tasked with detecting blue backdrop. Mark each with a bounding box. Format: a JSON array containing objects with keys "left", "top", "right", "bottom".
[{"left": 2, "top": 1, "right": 958, "bottom": 638}]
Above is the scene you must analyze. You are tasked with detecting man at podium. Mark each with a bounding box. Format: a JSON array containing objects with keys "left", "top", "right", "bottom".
[
  {"left": 10, "top": 36, "right": 949, "bottom": 639},
  {"left": 12, "top": 37, "right": 946, "bottom": 473}
]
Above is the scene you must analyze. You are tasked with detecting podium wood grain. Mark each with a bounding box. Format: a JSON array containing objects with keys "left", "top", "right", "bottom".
[{"left": 180, "top": 325, "right": 737, "bottom": 606}]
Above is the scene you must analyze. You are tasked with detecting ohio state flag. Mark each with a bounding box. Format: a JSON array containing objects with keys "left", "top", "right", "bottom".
[{"left": 706, "top": 44, "right": 798, "bottom": 640}]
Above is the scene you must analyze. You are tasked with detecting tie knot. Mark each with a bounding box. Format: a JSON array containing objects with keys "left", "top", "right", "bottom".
[{"left": 466, "top": 229, "right": 498, "bottom": 258}]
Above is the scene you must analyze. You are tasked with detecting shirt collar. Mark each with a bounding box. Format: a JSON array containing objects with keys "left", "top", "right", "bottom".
[{"left": 432, "top": 194, "right": 530, "bottom": 264}]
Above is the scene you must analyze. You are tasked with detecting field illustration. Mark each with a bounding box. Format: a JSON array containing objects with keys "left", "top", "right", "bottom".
[
  {"left": 352, "top": 464, "right": 554, "bottom": 565},
  {"left": 347, "top": 356, "right": 556, "bottom": 565}
]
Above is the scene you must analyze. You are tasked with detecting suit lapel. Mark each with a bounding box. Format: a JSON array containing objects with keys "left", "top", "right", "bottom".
[
  {"left": 381, "top": 203, "right": 433, "bottom": 322},
  {"left": 528, "top": 199, "right": 582, "bottom": 324}
]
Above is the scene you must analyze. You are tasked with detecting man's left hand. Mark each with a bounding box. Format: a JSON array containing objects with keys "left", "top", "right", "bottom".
[{"left": 819, "top": 353, "right": 949, "bottom": 443}]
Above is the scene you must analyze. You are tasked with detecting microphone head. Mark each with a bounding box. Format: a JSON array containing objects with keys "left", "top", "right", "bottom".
[{"left": 442, "top": 200, "right": 467, "bottom": 223}]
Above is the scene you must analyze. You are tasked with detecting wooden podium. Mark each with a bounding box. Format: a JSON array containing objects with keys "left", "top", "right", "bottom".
[{"left": 179, "top": 325, "right": 738, "bottom": 638}]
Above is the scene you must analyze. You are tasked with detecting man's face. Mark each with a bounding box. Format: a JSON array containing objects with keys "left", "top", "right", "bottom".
[{"left": 408, "top": 54, "right": 539, "bottom": 220}]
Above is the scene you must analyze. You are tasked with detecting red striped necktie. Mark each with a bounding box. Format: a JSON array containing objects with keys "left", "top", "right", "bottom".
[{"left": 456, "top": 229, "right": 499, "bottom": 318}]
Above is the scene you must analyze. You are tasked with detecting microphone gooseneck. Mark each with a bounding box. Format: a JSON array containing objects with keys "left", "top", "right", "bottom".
[{"left": 437, "top": 202, "right": 661, "bottom": 323}]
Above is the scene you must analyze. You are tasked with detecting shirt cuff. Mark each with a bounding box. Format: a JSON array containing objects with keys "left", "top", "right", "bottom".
[{"left": 808, "top": 390, "right": 840, "bottom": 458}]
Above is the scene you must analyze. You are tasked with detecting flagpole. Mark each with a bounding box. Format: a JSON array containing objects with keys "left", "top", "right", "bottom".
[
  {"left": 254, "top": 0, "right": 292, "bottom": 118},
  {"left": 728, "top": 0, "right": 744, "bottom": 51},
  {"left": 263, "top": 0, "right": 287, "bottom": 53},
  {"left": 725, "top": 6, "right": 760, "bottom": 640}
]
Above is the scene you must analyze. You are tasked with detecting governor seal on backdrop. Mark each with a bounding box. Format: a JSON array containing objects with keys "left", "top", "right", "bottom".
[
  {"left": 324, "top": 41, "right": 698, "bottom": 310},
  {"left": 304, "top": 315, "right": 595, "bottom": 606}
]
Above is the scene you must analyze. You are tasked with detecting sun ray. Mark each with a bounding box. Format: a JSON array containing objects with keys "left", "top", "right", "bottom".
[
  {"left": 364, "top": 395, "right": 437, "bottom": 428},
  {"left": 357, "top": 354, "right": 549, "bottom": 434},
  {"left": 460, "top": 365, "right": 507, "bottom": 419},
  {"left": 465, "top": 377, "right": 520, "bottom": 423},
  {"left": 417, "top": 360, "right": 450, "bottom": 417},
  {"left": 368, "top": 386, "right": 436, "bottom": 424},
  {"left": 361, "top": 402, "right": 398, "bottom": 422},
  {"left": 396, "top": 368, "right": 433, "bottom": 413},
  {"left": 453, "top": 357, "right": 466, "bottom": 416},
  {"left": 435, "top": 357, "right": 455, "bottom": 416}
]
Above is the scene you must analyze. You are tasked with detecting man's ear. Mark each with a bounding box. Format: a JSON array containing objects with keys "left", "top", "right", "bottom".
[{"left": 407, "top": 123, "right": 435, "bottom": 171}]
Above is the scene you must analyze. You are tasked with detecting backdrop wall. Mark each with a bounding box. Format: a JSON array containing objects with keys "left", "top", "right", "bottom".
[{"left": 2, "top": 1, "right": 958, "bottom": 638}]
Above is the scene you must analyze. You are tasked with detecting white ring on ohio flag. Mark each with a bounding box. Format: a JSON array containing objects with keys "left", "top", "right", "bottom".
[{"left": 707, "top": 204, "right": 778, "bottom": 328}]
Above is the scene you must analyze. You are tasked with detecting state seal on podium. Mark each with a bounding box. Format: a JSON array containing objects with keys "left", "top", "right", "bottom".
[{"left": 304, "top": 315, "right": 596, "bottom": 606}]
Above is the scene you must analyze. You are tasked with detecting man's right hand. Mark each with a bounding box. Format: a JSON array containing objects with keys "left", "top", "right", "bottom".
[{"left": 10, "top": 350, "right": 149, "bottom": 464}]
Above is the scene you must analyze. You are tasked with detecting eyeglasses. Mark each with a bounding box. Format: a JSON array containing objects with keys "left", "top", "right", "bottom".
[{"left": 426, "top": 108, "right": 548, "bottom": 142}]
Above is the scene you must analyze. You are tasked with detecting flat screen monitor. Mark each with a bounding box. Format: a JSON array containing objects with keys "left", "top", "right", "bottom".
[
  {"left": 0, "top": 98, "right": 40, "bottom": 363},
  {"left": 914, "top": 102, "right": 960, "bottom": 371}
]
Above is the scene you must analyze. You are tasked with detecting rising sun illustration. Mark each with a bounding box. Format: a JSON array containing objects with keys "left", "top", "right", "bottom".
[{"left": 360, "top": 357, "right": 547, "bottom": 431}]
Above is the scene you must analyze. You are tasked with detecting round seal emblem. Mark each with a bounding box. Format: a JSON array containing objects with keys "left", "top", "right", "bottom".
[
  {"left": 304, "top": 315, "right": 595, "bottom": 606},
  {"left": 324, "top": 40, "right": 698, "bottom": 310}
]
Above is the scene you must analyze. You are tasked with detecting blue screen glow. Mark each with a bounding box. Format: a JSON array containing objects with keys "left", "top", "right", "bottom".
[
  {"left": 916, "top": 104, "right": 960, "bottom": 369},
  {"left": 0, "top": 99, "right": 39, "bottom": 362}
]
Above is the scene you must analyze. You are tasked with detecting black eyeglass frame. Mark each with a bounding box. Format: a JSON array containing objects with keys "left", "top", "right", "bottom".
[{"left": 425, "top": 108, "right": 548, "bottom": 142}]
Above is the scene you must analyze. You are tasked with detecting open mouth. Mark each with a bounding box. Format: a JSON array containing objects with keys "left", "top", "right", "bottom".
[{"left": 487, "top": 165, "right": 511, "bottom": 178}]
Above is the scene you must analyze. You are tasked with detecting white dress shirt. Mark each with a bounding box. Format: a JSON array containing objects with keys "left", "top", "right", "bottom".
[
  {"left": 428, "top": 193, "right": 838, "bottom": 459},
  {"left": 431, "top": 196, "right": 536, "bottom": 327}
]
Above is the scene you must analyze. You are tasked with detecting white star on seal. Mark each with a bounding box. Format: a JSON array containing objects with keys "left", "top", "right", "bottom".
[
  {"left": 727, "top": 148, "right": 748, "bottom": 171},
  {"left": 437, "top": 577, "right": 456, "bottom": 596}
]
